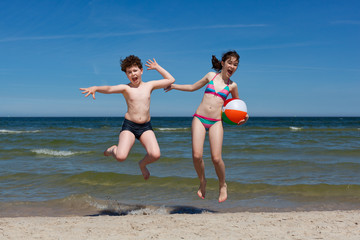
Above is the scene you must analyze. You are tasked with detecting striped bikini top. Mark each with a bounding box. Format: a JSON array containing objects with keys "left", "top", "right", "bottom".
[{"left": 204, "top": 73, "right": 230, "bottom": 101}]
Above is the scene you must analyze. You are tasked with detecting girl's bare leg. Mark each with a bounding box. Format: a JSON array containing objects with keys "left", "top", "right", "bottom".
[
  {"left": 191, "top": 117, "right": 207, "bottom": 199},
  {"left": 209, "top": 121, "right": 227, "bottom": 202},
  {"left": 138, "top": 130, "right": 161, "bottom": 180}
]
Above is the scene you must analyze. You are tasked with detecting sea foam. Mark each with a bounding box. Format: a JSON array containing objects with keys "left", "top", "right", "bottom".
[
  {"left": 31, "top": 149, "right": 80, "bottom": 157},
  {"left": 289, "top": 126, "right": 302, "bottom": 131},
  {"left": 0, "top": 129, "right": 40, "bottom": 134},
  {"left": 128, "top": 206, "right": 168, "bottom": 215},
  {"left": 156, "top": 127, "right": 189, "bottom": 131}
]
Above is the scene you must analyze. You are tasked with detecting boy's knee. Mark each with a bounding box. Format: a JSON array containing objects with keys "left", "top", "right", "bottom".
[
  {"left": 115, "top": 152, "right": 128, "bottom": 162},
  {"left": 149, "top": 150, "right": 161, "bottom": 160}
]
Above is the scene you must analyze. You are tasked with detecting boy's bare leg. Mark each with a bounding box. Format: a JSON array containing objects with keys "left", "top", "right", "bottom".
[
  {"left": 209, "top": 121, "right": 227, "bottom": 203},
  {"left": 104, "top": 145, "right": 116, "bottom": 156},
  {"left": 104, "top": 131, "right": 135, "bottom": 162},
  {"left": 191, "top": 117, "right": 207, "bottom": 199},
  {"left": 138, "top": 130, "right": 161, "bottom": 180}
]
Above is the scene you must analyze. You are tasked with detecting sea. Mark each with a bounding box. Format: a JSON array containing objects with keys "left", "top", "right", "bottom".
[{"left": 0, "top": 117, "right": 359, "bottom": 217}]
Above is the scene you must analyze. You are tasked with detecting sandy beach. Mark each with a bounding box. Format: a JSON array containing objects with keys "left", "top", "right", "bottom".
[{"left": 1, "top": 210, "right": 359, "bottom": 240}]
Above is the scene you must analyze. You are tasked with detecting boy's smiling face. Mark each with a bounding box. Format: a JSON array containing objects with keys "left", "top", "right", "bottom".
[{"left": 126, "top": 65, "right": 143, "bottom": 86}]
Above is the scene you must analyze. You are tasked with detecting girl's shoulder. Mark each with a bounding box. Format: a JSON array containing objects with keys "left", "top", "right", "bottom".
[
  {"left": 228, "top": 79, "right": 237, "bottom": 85},
  {"left": 228, "top": 79, "right": 238, "bottom": 89},
  {"left": 205, "top": 71, "right": 218, "bottom": 80}
]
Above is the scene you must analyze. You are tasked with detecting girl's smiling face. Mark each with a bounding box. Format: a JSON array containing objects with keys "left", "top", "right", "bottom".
[
  {"left": 222, "top": 57, "right": 239, "bottom": 78},
  {"left": 126, "top": 65, "right": 143, "bottom": 86}
]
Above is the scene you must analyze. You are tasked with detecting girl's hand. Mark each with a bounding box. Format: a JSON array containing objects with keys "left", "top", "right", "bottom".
[
  {"left": 145, "top": 58, "right": 158, "bottom": 70},
  {"left": 80, "top": 87, "right": 97, "bottom": 99},
  {"left": 238, "top": 114, "right": 249, "bottom": 125},
  {"left": 164, "top": 84, "right": 174, "bottom": 92}
]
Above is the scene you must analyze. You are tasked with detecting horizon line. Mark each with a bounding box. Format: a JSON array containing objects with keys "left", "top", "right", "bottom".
[{"left": 1, "top": 115, "right": 359, "bottom": 118}]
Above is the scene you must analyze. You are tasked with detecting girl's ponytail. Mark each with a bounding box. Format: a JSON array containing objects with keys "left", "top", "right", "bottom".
[{"left": 211, "top": 55, "right": 222, "bottom": 72}]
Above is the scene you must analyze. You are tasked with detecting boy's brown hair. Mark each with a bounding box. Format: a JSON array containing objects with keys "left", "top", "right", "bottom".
[{"left": 120, "top": 55, "right": 143, "bottom": 72}]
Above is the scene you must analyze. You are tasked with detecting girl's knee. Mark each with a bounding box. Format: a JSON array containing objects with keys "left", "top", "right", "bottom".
[
  {"left": 211, "top": 156, "right": 223, "bottom": 165},
  {"left": 193, "top": 152, "right": 203, "bottom": 162}
]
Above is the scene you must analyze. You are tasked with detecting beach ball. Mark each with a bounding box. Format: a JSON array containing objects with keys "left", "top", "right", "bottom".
[{"left": 221, "top": 98, "right": 248, "bottom": 125}]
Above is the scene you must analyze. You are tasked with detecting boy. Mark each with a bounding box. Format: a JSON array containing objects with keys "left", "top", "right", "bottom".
[{"left": 80, "top": 55, "right": 175, "bottom": 180}]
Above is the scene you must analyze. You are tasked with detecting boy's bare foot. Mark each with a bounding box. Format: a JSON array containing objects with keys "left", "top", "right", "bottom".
[
  {"left": 197, "top": 180, "right": 206, "bottom": 199},
  {"left": 139, "top": 162, "right": 150, "bottom": 180},
  {"left": 218, "top": 183, "right": 227, "bottom": 203},
  {"left": 104, "top": 145, "right": 116, "bottom": 156}
]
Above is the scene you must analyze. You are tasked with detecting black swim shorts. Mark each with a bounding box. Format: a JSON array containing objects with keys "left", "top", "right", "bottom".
[{"left": 121, "top": 118, "right": 153, "bottom": 140}]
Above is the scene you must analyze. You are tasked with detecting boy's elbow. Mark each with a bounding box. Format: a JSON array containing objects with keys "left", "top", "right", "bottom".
[{"left": 169, "top": 77, "right": 175, "bottom": 84}]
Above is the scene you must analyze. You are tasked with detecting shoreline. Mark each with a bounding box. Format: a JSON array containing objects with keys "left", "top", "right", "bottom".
[
  {"left": 2, "top": 199, "right": 360, "bottom": 218},
  {"left": 1, "top": 210, "right": 359, "bottom": 239}
]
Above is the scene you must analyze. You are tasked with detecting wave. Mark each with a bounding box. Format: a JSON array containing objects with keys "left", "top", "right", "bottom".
[
  {"left": 237, "top": 126, "right": 360, "bottom": 132},
  {"left": 223, "top": 144, "right": 360, "bottom": 157},
  {"left": 155, "top": 127, "right": 190, "bottom": 131},
  {"left": 47, "top": 126, "right": 93, "bottom": 132},
  {"left": 289, "top": 126, "right": 302, "bottom": 131},
  {"left": 2, "top": 171, "right": 360, "bottom": 216},
  {"left": 5, "top": 171, "right": 359, "bottom": 198},
  {"left": 31, "top": 148, "right": 86, "bottom": 157},
  {"left": 66, "top": 127, "right": 92, "bottom": 131},
  {"left": 0, "top": 194, "right": 213, "bottom": 217},
  {"left": 0, "top": 129, "right": 41, "bottom": 134},
  {"left": 65, "top": 171, "right": 198, "bottom": 188}
]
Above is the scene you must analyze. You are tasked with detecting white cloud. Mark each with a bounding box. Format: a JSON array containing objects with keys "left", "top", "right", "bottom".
[
  {"left": 238, "top": 41, "right": 321, "bottom": 51},
  {"left": 0, "top": 24, "right": 268, "bottom": 43}
]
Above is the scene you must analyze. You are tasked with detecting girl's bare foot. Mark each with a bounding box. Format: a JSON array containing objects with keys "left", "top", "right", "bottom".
[
  {"left": 197, "top": 180, "right": 207, "bottom": 199},
  {"left": 104, "top": 145, "right": 116, "bottom": 156},
  {"left": 218, "top": 183, "right": 227, "bottom": 203}
]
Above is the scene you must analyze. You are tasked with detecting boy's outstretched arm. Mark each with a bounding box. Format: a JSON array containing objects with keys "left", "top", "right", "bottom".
[
  {"left": 80, "top": 85, "right": 126, "bottom": 99},
  {"left": 146, "top": 58, "right": 175, "bottom": 89}
]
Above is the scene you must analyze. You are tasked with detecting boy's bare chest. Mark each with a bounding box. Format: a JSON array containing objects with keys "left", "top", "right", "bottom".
[{"left": 126, "top": 86, "right": 151, "bottom": 101}]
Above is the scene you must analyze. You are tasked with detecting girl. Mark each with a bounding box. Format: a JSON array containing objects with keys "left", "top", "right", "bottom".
[{"left": 165, "top": 51, "right": 248, "bottom": 202}]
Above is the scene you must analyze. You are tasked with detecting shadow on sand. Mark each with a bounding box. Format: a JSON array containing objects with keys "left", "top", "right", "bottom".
[{"left": 87, "top": 205, "right": 216, "bottom": 216}]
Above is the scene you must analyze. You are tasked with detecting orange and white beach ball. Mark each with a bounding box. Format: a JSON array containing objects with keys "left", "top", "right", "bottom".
[{"left": 221, "top": 98, "right": 248, "bottom": 125}]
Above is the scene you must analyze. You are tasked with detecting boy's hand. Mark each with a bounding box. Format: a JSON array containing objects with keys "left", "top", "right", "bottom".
[
  {"left": 145, "top": 58, "right": 158, "bottom": 70},
  {"left": 80, "top": 87, "right": 97, "bottom": 99}
]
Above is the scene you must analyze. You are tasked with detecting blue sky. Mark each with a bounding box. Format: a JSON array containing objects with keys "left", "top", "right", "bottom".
[{"left": 1, "top": 0, "right": 359, "bottom": 117}]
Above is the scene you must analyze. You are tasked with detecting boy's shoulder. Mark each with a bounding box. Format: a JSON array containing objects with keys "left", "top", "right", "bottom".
[{"left": 141, "top": 79, "right": 160, "bottom": 85}]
